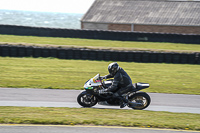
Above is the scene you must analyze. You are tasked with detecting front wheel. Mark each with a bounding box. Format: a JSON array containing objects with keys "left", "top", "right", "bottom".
[
  {"left": 128, "top": 92, "right": 151, "bottom": 110},
  {"left": 77, "top": 91, "right": 98, "bottom": 107}
]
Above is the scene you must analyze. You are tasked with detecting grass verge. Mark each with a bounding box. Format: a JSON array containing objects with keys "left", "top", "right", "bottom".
[
  {"left": 0, "top": 57, "right": 200, "bottom": 94},
  {"left": 0, "top": 107, "right": 199, "bottom": 131},
  {"left": 0, "top": 34, "right": 200, "bottom": 53}
]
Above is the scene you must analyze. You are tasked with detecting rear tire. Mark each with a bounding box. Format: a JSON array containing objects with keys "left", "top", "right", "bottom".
[
  {"left": 77, "top": 91, "right": 97, "bottom": 107},
  {"left": 128, "top": 92, "right": 151, "bottom": 110}
]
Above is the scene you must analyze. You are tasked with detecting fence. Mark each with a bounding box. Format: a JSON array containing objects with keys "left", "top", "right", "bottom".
[
  {"left": 0, "top": 25, "right": 200, "bottom": 44},
  {"left": 0, "top": 44, "right": 199, "bottom": 64}
]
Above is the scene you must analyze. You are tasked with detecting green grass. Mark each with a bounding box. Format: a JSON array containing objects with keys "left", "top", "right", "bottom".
[
  {"left": 0, "top": 107, "right": 199, "bottom": 131},
  {"left": 1, "top": 34, "right": 200, "bottom": 131},
  {"left": 0, "top": 57, "right": 200, "bottom": 95},
  {"left": 0, "top": 34, "right": 200, "bottom": 53}
]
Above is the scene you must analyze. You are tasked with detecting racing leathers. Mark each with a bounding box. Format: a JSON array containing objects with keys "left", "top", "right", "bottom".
[{"left": 102, "top": 67, "right": 134, "bottom": 108}]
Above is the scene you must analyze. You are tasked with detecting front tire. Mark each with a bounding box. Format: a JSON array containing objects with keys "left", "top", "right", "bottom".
[
  {"left": 77, "top": 91, "right": 98, "bottom": 107},
  {"left": 128, "top": 92, "right": 151, "bottom": 110}
]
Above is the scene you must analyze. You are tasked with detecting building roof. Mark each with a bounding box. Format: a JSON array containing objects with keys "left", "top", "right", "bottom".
[{"left": 81, "top": 0, "right": 200, "bottom": 26}]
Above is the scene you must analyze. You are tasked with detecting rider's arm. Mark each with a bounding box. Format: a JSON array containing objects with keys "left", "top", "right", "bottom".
[
  {"left": 101, "top": 74, "right": 114, "bottom": 79},
  {"left": 107, "top": 73, "right": 121, "bottom": 92}
]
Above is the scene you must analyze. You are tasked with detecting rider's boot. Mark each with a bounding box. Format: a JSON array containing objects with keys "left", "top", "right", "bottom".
[{"left": 120, "top": 102, "right": 128, "bottom": 108}]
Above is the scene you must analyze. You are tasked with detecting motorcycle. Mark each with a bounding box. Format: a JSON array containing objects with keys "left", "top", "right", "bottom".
[{"left": 77, "top": 74, "right": 151, "bottom": 110}]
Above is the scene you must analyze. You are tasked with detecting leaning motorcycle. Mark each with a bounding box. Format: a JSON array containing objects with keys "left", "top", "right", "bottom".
[{"left": 77, "top": 74, "right": 151, "bottom": 110}]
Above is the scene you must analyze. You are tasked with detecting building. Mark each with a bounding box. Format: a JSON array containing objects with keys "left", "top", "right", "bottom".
[{"left": 81, "top": 0, "right": 200, "bottom": 34}]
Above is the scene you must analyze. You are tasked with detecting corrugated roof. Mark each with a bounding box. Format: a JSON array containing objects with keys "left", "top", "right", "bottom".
[{"left": 81, "top": 0, "right": 200, "bottom": 26}]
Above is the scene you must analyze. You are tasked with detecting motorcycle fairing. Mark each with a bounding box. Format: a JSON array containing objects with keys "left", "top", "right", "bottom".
[{"left": 84, "top": 74, "right": 101, "bottom": 89}]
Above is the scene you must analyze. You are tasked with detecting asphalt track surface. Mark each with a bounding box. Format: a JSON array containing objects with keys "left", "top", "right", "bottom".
[
  {"left": 0, "top": 125, "right": 199, "bottom": 133},
  {"left": 0, "top": 88, "right": 200, "bottom": 114},
  {"left": 1, "top": 88, "right": 200, "bottom": 133}
]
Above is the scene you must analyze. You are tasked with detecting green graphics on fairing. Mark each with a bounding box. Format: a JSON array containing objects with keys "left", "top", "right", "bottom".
[{"left": 85, "top": 87, "right": 93, "bottom": 90}]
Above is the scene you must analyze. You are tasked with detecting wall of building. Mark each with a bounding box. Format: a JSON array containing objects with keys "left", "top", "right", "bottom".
[
  {"left": 81, "top": 22, "right": 108, "bottom": 30},
  {"left": 82, "top": 22, "right": 200, "bottom": 35},
  {"left": 82, "top": 22, "right": 132, "bottom": 31},
  {"left": 108, "top": 24, "right": 131, "bottom": 31},
  {"left": 134, "top": 25, "right": 200, "bottom": 35}
]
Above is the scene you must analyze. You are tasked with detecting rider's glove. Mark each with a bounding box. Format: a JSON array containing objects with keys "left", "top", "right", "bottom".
[{"left": 98, "top": 89, "right": 108, "bottom": 94}]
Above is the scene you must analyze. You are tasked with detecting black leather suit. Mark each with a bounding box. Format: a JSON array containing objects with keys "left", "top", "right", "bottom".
[{"left": 104, "top": 67, "right": 134, "bottom": 102}]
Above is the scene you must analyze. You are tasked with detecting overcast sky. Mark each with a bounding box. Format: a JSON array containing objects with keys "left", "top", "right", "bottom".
[{"left": 0, "top": 0, "right": 95, "bottom": 14}]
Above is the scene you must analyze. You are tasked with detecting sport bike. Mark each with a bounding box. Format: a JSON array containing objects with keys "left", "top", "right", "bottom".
[{"left": 77, "top": 74, "right": 151, "bottom": 110}]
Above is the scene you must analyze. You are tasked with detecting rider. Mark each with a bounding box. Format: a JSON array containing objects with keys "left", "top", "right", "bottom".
[{"left": 100, "top": 62, "right": 134, "bottom": 108}]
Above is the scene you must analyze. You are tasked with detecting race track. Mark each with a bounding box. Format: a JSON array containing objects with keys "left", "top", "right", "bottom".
[
  {"left": 0, "top": 125, "right": 199, "bottom": 133},
  {"left": 0, "top": 88, "right": 200, "bottom": 114}
]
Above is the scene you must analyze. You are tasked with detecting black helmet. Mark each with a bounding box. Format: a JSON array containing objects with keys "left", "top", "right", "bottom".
[{"left": 108, "top": 62, "right": 119, "bottom": 76}]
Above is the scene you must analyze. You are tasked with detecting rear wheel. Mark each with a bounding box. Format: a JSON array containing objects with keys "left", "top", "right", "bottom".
[
  {"left": 77, "top": 91, "right": 98, "bottom": 107},
  {"left": 128, "top": 92, "right": 151, "bottom": 110}
]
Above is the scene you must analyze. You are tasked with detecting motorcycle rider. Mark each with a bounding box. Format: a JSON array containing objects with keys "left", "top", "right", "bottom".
[{"left": 100, "top": 62, "right": 134, "bottom": 108}]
